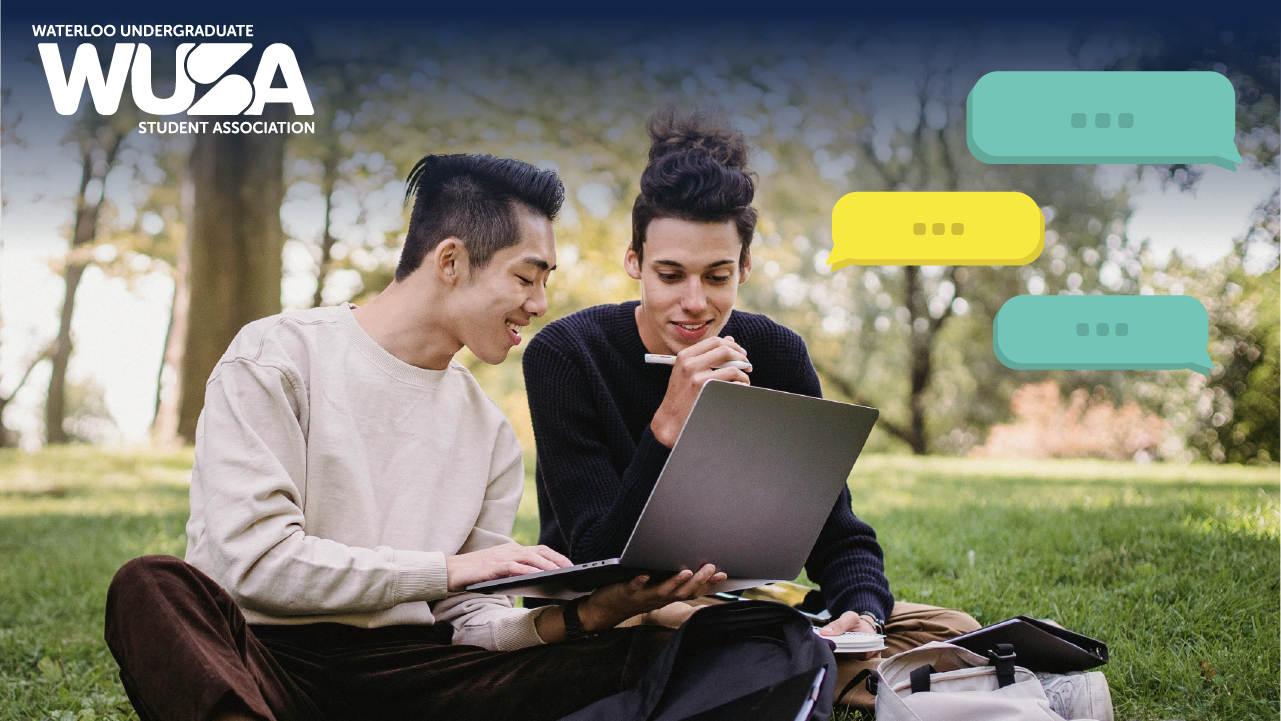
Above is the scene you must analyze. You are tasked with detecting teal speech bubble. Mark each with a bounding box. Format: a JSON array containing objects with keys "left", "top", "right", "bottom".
[
  {"left": 968, "top": 71, "right": 1242, "bottom": 170},
  {"left": 993, "top": 295, "right": 1212, "bottom": 375}
]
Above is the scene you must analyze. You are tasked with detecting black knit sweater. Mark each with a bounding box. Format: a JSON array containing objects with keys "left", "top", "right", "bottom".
[{"left": 522, "top": 301, "right": 894, "bottom": 620}]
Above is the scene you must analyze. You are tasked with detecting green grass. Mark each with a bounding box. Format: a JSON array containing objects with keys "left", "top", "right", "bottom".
[{"left": 0, "top": 448, "right": 1277, "bottom": 720}]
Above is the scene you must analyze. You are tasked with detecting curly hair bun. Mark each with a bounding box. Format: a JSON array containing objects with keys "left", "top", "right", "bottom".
[
  {"left": 645, "top": 106, "right": 752, "bottom": 170},
  {"left": 631, "top": 105, "right": 759, "bottom": 261},
  {"left": 639, "top": 106, "right": 756, "bottom": 216}
]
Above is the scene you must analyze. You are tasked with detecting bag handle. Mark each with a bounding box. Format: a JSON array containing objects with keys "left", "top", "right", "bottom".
[
  {"left": 836, "top": 669, "right": 878, "bottom": 704},
  {"left": 844, "top": 644, "right": 1019, "bottom": 705},
  {"left": 987, "top": 643, "right": 1018, "bottom": 689},
  {"left": 901, "top": 646, "right": 1016, "bottom": 697},
  {"left": 909, "top": 664, "right": 935, "bottom": 693}
]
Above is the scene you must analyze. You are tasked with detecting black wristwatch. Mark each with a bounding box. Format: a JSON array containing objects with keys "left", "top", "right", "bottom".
[
  {"left": 562, "top": 596, "right": 597, "bottom": 641},
  {"left": 858, "top": 611, "right": 885, "bottom": 635}
]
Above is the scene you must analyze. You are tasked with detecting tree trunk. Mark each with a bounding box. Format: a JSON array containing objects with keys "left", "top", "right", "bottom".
[
  {"left": 151, "top": 176, "right": 194, "bottom": 444},
  {"left": 311, "top": 152, "right": 340, "bottom": 308},
  {"left": 0, "top": 396, "right": 13, "bottom": 447},
  {"left": 45, "top": 135, "right": 117, "bottom": 445},
  {"left": 176, "top": 107, "right": 288, "bottom": 443},
  {"left": 45, "top": 262, "right": 87, "bottom": 444},
  {"left": 902, "top": 265, "right": 930, "bottom": 455},
  {"left": 1, "top": 394, "right": 18, "bottom": 448}
]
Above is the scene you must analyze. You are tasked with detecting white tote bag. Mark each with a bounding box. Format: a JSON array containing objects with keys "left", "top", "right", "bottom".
[{"left": 870, "top": 641, "right": 1068, "bottom": 721}]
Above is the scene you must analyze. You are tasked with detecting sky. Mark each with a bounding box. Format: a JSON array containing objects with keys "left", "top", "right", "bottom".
[{"left": 1, "top": 23, "right": 1278, "bottom": 448}]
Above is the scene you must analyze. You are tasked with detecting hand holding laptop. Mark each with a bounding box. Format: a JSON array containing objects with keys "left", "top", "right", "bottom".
[
  {"left": 448, "top": 542, "right": 726, "bottom": 630},
  {"left": 650, "top": 336, "right": 751, "bottom": 447},
  {"left": 575, "top": 564, "right": 727, "bottom": 630}
]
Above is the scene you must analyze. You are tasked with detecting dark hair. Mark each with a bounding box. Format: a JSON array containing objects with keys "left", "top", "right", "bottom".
[
  {"left": 630, "top": 107, "right": 758, "bottom": 264},
  {"left": 397, "top": 154, "right": 565, "bottom": 281}
]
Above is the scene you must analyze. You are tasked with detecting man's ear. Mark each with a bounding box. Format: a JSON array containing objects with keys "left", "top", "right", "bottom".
[
  {"left": 623, "top": 246, "right": 643, "bottom": 281},
  {"left": 738, "top": 248, "right": 752, "bottom": 284},
  {"left": 433, "top": 238, "right": 468, "bottom": 285}
]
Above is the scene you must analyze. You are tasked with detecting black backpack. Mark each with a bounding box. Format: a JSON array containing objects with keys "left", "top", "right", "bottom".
[{"left": 561, "top": 601, "right": 837, "bottom": 721}]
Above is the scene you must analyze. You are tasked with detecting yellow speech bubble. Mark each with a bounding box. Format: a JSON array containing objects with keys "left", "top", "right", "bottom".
[{"left": 827, "top": 191, "right": 1044, "bottom": 269}]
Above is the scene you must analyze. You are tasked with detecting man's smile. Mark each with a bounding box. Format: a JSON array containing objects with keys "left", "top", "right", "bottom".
[
  {"left": 505, "top": 317, "right": 529, "bottom": 345},
  {"left": 670, "top": 319, "right": 713, "bottom": 341}
]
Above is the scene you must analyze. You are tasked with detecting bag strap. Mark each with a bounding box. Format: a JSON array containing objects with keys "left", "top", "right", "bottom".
[
  {"left": 988, "top": 643, "right": 1018, "bottom": 689},
  {"left": 836, "top": 669, "right": 878, "bottom": 704},
  {"left": 909, "top": 664, "right": 934, "bottom": 693}
]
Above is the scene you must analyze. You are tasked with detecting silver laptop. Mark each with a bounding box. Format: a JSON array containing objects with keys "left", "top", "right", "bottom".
[{"left": 466, "top": 380, "right": 879, "bottom": 599}]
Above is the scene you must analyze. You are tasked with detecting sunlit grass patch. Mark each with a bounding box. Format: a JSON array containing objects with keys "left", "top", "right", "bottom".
[
  {"left": 0, "top": 447, "right": 193, "bottom": 517},
  {"left": 0, "top": 448, "right": 1276, "bottom": 720}
]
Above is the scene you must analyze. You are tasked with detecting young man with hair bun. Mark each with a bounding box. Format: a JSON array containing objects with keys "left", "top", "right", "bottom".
[{"left": 523, "top": 107, "right": 983, "bottom": 711}]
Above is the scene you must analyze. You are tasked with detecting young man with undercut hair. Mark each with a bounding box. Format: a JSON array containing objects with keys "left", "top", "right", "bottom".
[{"left": 103, "top": 154, "right": 725, "bottom": 721}]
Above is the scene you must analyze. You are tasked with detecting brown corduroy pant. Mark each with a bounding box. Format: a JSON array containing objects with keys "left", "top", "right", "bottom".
[{"left": 103, "top": 555, "right": 673, "bottom": 721}]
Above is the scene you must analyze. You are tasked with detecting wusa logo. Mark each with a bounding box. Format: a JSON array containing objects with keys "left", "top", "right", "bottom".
[{"left": 38, "top": 43, "right": 314, "bottom": 117}]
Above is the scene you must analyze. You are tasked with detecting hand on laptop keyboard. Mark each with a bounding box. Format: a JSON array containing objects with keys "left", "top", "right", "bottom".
[{"left": 445, "top": 542, "right": 573, "bottom": 592}]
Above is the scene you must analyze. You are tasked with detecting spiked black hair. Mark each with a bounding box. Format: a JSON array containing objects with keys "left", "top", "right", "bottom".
[{"left": 397, "top": 154, "right": 564, "bottom": 281}]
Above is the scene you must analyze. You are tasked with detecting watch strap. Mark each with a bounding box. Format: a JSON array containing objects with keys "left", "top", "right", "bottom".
[
  {"left": 563, "top": 596, "right": 594, "bottom": 641},
  {"left": 858, "top": 611, "right": 886, "bottom": 635}
]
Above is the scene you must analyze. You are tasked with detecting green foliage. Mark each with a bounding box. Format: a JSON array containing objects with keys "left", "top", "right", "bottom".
[
  {"left": 264, "top": 25, "right": 1278, "bottom": 461},
  {"left": 1203, "top": 264, "right": 1279, "bottom": 463},
  {"left": 1, "top": 448, "right": 1276, "bottom": 720},
  {"left": 1119, "top": 246, "right": 1280, "bottom": 464},
  {"left": 5, "top": 25, "right": 1275, "bottom": 458},
  {"left": 1103, "top": 23, "right": 1280, "bottom": 173},
  {"left": 57, "top": 380, "right": 115, "bottom": 446}
]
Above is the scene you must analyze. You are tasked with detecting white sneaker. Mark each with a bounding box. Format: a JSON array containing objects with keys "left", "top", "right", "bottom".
[{"left": 1036, "top": 671, "right": 1114, "bottom": 721}]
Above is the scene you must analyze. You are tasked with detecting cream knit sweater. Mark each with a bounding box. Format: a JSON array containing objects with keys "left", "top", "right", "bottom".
[{"left": 184, "top": 305, "right": 545, "bottom": 651}]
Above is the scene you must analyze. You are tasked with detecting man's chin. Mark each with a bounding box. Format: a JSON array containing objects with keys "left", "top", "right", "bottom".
[
  {"left": 479, "top": 348, "right": 512, "bottom": 365},
  {"left": 465, "top": 342, "right": 512, "bottom": 366},
  {"left": 661, "top": 340, "right": 704, "bottom": 357}
]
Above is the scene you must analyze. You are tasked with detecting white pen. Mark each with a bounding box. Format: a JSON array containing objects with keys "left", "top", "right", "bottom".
[{"left": 644, "top": 354, "right": 752, "bottom": 371}]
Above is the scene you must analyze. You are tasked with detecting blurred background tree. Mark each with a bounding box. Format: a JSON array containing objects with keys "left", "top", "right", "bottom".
[
  {"left": 176, "top": 106, "right": 289, "bottom": 443},
  {"left": 43, "top": 108, "right": 135, "bottom": 444},
  {"left": 0, "top": 86, "right": 46, "bottom": 447},
  {"left": 1096, "top": 21, "right": 1280, "bottom": 463},
  {"left": 3, "top": 22, "right": 1276, "bottom": 462}
]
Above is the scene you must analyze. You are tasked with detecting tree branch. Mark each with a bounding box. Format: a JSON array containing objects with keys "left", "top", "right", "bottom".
[
  {"left": 938, "top": 125, "right": 961, "bottom": 193},
  {"left": 858, "top": 132, "right": 901, "bottom": 191},
  {"left": 928, "top": 265, "right": 960, "bottom": 335},
  {"left": 811, "top": 358, "right": 916, "bottom": 446},
  {"left": 1, "top": 342, "right": 53, "bottom": 404},
  {"left": 935, "top": 69, "right": 962, "bottom": 193}
]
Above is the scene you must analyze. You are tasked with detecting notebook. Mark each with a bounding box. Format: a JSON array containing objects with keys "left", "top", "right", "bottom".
[
  {"left": 814, "top": 630, "right": 887, "bottom": 654},
  {"left": 948, "top": 615, "right": 1109, "bottom": 673}
]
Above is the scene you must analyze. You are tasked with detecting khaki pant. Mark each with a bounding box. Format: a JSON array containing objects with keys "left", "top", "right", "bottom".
[{"left": 620, "top": 599, "right": 981, "bottom": 711}]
